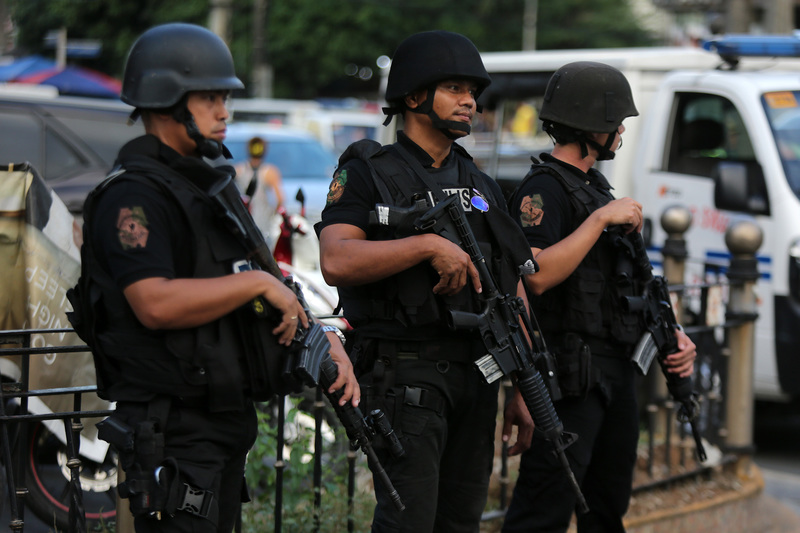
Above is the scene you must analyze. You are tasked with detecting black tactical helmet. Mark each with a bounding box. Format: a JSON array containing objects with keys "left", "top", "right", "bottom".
[
  {"left": 385, "top": 30, "right": 491, "bottom": 104},
  {"left": 383, "top": 30, "right": 490, "bottom": 137},
  {"left": 539, "top": 61, "right": 638, "bottom": 134},
  {"left": 121, "top": 22, "right": 243, "bottom": 109}
]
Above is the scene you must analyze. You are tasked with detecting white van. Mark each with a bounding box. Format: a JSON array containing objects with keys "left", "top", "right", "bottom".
[{"left": 381, "top": 35, "right": 800, "bottom": 401}]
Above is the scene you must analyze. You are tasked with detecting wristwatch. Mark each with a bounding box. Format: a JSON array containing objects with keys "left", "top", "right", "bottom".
[{"left": 321, "top": 324, "right": 347, "bottom": 345}]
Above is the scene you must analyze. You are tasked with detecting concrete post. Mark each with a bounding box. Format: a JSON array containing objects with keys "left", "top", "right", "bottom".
[
  {"left": 660, "top": 205, "right": 692, "bottom": 305},
  {"left": 723, "top": 220, "right": 762, "bottom": 468},
  {"left": 653, "top": 206, "right": 692, "bottom": 438}
]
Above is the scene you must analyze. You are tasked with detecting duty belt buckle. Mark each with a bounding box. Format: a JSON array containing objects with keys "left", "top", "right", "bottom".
[{"left": 178, "top": 483, "right": 213, "bottom": 518}]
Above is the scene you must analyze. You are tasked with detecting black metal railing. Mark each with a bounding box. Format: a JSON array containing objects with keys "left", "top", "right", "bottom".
[{"left": 1, "top": 270, "right": 756, "bottom": 533}]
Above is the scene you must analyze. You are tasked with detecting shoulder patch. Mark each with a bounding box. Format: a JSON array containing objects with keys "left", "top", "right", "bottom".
[
  {"left": 519, "top": 193, "right": 544, "bottom": 227},
  {"left": 117, "top": 206, "right": 150, "bottom": 249},
  {"left": 326, "top": 169, "right": 347, "bottom": 206}
]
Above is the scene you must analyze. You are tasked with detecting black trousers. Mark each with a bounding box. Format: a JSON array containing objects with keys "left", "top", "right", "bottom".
[
  {"left": 502, "top": 356, "right": 639, "bottom": 533},
  {"left": 114, "top": 400, "right": 258, "bottom": 533},
  {"left": 361, "top": 352, "right": 500, "bottom": 533}
]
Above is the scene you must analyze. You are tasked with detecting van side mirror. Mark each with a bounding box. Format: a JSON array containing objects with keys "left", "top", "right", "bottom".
[{"left": 712, "top": 161, "right": 770, "bottom": 216}]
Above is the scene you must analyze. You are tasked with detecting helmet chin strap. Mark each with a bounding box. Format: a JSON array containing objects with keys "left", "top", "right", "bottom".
[
  {"left": 409, "top": 87, "right": 471, "bottom": 139},
  {"left": 583, "top": 130, "right": 618, "bottom": 161},
  {"left": 171, "top": 102, "right": 224, "bottom": 159}
]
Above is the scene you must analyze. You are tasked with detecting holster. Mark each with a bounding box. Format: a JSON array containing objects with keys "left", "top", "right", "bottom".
[
  {"left": 98, "top": 399, "right": 218, "bottom": 522},
  {"left": 554, "top": 333, "right": 595, "bottom": 399}
]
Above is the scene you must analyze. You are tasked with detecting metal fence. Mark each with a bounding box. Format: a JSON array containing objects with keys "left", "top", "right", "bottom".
[{"left": 1, "top": 258, "right": 759, "bottom": 533}]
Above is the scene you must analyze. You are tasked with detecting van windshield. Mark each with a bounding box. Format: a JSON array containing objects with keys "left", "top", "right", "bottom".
[{"left": 763, "top": 91, "right": 800, "bottom": 199}]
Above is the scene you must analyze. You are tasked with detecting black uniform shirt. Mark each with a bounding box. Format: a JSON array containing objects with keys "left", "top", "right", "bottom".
[
  {"left": 91, "top": 135, "right": 196, "bottom": 292},
  {"left": 316, "top": 131, "right": 507, "bottom": 236},
  {"left": 315, "top": 132, "right": 514, "bottom": 342},
  {"left": 509, "top": 152, "right": 613, "bottom": 251}
]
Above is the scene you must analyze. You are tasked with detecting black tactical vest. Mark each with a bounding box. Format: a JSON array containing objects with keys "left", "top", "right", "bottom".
[
  {"left": 71, "top": 156, "right": 276, "bottom": 411},
  {"left": 336, "top": 139, "right": 527, "bottom": 340},
  {"left": 519, "top": 159, "right": 644, "bottom": 348}
]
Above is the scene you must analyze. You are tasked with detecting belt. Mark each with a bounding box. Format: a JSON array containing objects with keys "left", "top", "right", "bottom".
[
  {"left": 379, "top": 339, "right": 478, "bottom": 362},
  {"left": 172, "top": 395, "right": 207, "bottom": 408},
  {"left": 582, "top": 337, "right": 631, "bottom": 359}
]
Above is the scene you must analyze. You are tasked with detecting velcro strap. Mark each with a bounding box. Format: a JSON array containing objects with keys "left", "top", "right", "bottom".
[
  {"left": 371, "top": 300, "right": 397, "bottom": 320},
  {"left": 403, "top": 386, "right": 445, "bottom": 415}
]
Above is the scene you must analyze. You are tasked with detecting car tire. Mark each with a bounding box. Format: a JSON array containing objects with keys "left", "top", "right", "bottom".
[{"left": 22, "top": 421, "right": 117, "bottom": 531}]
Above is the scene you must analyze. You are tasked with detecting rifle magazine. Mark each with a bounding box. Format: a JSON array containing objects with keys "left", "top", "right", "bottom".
[
  {"left": 475, "top": 354, "right": 504, "bottom": 383},
  {"left": 631, "top": 332, "right": 658, "bottom": 375}
]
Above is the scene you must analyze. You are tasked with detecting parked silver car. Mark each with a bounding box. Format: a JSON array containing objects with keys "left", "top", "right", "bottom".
[{"left": 0, "top": 86, "right": 143, "bottom": 213}]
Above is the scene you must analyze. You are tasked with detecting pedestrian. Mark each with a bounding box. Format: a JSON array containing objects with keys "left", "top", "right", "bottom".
[
  {"left": 315, "top": 30, "right": 535, "bottom": 532},
  {"left": 234, "top": 136, "right": 285, "bottom": 247},
  {"left": 503, "top": 61, "right": 697, "bottom": 532},
  {"left": 69, "top": 22, "right": 358, "bottom": 533}
]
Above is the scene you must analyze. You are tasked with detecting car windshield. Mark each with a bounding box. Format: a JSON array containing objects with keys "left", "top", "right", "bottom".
[
  {"left": 226, "top": 137, "right": 336, "bottom": 179},
  {"left": 763, "top": 91, "right": 800, "bottom": 200}
]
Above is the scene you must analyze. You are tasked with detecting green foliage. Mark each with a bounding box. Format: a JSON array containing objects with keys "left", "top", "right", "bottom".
[
  {"left": 537, "top": 0, "right": 655, "bottom": 50},
  {"left": 6, "top": 0, "right": 655, "bottom": 100},
  {"left": 241, "top": 397, "right": 375, "bottom": 532},
  {"left": 7, "top": 0, "right": 208, "bottom": 77}
]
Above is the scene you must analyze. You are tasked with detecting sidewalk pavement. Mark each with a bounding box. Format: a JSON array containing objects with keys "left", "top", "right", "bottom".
[{"left": 625, "top": 464, "right": 800, "bottom": 533}]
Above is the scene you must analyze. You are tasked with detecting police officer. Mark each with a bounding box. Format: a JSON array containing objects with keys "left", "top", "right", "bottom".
[
  {"left": 72, "top": 23, "right": 358, "bottom": 532},
  {"left": 315, "top": 30, "right": 535, "bottom": 532},
  {"left": 503, "top": 62, "right": 697, "bottom": 532}
]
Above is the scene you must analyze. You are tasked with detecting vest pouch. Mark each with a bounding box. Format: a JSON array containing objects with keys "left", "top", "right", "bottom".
[
  {"left": 166, "top": 319, "right": 249, "bottom": 411},
  {"left": 349, "top": 336, "right": 378, "bottom": 378},
  {"left": 484, "top": 206, "right": 537, "bottom": 296},
  {"left": 394, "top": 266, "right": 443, "bottom": 326},
  {"left": 610, "top": 310, "right": 642, "bottom": 345},
  {"left": 565, "top": 267, "right": 605, "bottom": 336},
  {"left": 235, "top": 308, "right": 291, "bottom": 401},
  {"left": 99, "top": 331, "right": 204, "bottom": 397},
  {"left": 165, "top": 329, "right": 215, "bottom": 387},
  {"left": 554, "top": 333, "right": 593, "bottom": 398}
]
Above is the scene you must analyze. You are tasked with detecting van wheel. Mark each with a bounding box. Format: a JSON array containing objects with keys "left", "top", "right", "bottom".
[{"left": 23, "top": 421, "right": 117, "bottom": 530}]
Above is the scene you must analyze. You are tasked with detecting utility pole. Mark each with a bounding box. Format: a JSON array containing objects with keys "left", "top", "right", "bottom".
[
  {"left": 208, "top": 0, "right": 233, "bottom": 44},
  {"left": 0, "top": 0, "right": 8, "bottom": 56},
  {"left": 726, "top": 0, "right": 750, "bottom": 33},
  {"left": 522, "top": 0, "right": 538, "bottom": 51},
  {"left": 765, "top": 0, "right": 794, "bottom": 34},
  {"left": 55, "top": 27, "right": 67, "bottom": 69},
  {"left": 251, "top": 0, "right": 273, "bottom": 98}
]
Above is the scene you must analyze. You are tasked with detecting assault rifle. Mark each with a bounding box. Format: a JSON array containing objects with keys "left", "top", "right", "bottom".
[
  {"left": 209, "top": 174, "right": 330, "bottom": 395},
  {"left": 612, "top": 229, "right": 707, "bottom": 462},
  {"left": 208, "top": 174, "right": 406, "bottom": 510},
  {"left": 318, "top": 357, "right": 406, "bottom": 511},
  {"left": 372, "top": 193, "right": 589, "bottom": 514}
]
